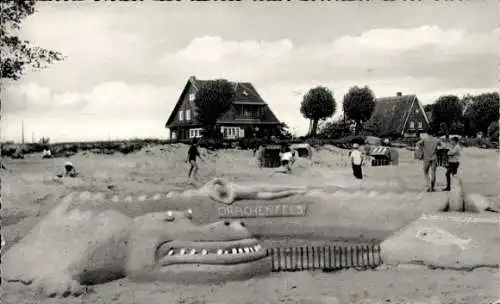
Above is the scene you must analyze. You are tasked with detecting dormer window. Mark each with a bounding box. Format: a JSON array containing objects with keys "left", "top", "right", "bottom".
[
  {"left": 243, "top": 90, "right": 248, "bottom": 96},
  {"left": 179, "top": 110, "right": 184, "bottom": 121},
  {"left": 189, "top": 93, "right": 195, "bottom": 101}
]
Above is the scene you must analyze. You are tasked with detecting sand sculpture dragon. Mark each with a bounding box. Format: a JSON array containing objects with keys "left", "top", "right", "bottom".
[
  {"left": 2, "top": 191, "right": 272, "bottom": 298},
  {"left": 4, "top": 177, "right": 497, "bottom": 298}
]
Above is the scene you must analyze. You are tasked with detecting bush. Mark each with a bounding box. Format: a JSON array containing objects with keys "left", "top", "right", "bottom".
[
  {"left": 1, "top": 139, "right": 155, "bottom": 158},
  {"left": 487, "top": 121, "right": 499, "bottom": 143},
  {"left": 459, "top": 137, "right": 497, "bottom": 149}
]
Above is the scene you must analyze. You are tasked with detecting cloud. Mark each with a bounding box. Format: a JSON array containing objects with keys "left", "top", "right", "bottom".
[
  {"left": 3, "top": 22, "right": 498, "bottom": 141},
  {"left": 2, "top": 81, "right": 178, "bottom": 121},
  {"left": 160, "top": 26, "right": 498, "bottom": 85},
  {"left": 80, "top": 82, "right": 177, "bottom": 119},
  {"left": 1, "top": 83, "right": 84, "bottom": 113}
]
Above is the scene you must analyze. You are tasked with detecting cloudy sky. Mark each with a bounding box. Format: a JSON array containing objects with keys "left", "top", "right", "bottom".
[{"left": 2, "top": 0, "right": 498, "bottom": 142}]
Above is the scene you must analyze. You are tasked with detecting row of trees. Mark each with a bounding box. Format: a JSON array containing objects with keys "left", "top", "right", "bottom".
[
  {"left": 300, "top": 85, "right": 499, "bottom": 141},
  {"left": 300, "top": 86, "right": 376, "bottom": 137},
  {"left": 424, "top": 93, "right": 499, "bottom": 139}
]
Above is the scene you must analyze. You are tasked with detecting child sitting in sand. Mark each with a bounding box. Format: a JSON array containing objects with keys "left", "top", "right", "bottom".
[
  {"left": 279, "top": 146, "right": 295, "bottom": 174},
  {"left": 56, "top": 161, "right": 79, "bottom": 178},
  {"left": 41, "top": 148, "right": 52, "bottom": 158},
  {"left": 64, "top": 161, "right": 79, "bottom": 177}
]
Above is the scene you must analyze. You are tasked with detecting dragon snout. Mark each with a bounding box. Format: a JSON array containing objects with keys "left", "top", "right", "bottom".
[{"left": 222, "top": 220, "right": 246, "bottom": 228}]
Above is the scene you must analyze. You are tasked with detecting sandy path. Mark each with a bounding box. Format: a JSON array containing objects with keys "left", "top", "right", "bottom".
[{"left": 2, "top": 267, "right": 497, "bottom": 304}]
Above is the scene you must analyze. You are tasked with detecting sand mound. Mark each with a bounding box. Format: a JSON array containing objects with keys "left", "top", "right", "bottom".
[
  {"left": 464, "top": 193, "right": 500, "bottom": 213},
  {"left": 380, "top": 212, "right": 500, "bottom": 269}
]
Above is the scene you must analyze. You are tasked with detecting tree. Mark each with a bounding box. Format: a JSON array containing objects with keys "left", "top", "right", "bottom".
[
  {"left": 465, "top": 92, "right": 499, "bottom": 135},
  {"left": 318, "top": 114, "right": 349, "bottom": 139},
  {"left": 423, "top": 104, "right": 433, "bottom": 113},
  {"left": 194, "top": 79, "right": 236, "bottom": 139},
  {"left": 461, "top": 94, "right": 477, "bottom": 137},
  {"left": 342, "top": 86, "right": 376, "bottom": 135},
  {"left": 300, "top": 86, "right": 336, "bottom": 137},
  {"left": 430, "top": 95, "right": 464, "bottom": 136},
  {"left": 363, "top": 113, "right": 383, "bottom": 137},
  {"left": 1, "top": 1, "right": 64, "bottom": 81},
  {"left": 487, "top": 120, "right": 499, "bottom": 143}
]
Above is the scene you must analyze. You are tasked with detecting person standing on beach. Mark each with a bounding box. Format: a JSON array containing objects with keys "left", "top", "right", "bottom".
[
  {"left": 416, "top": 131, "right": 443, "bottom": 192},
  {"left": 349, "top": 143, "right": 364, "bottom": 179},
  {"left": 186, "top": 139, "right": 203, "bottom": 181},
  {"left": 443, "top": 136, "right": 461, "bottom": 191},
  {"left": 255, "top": 144, "right": 265, "bottom": 169}
]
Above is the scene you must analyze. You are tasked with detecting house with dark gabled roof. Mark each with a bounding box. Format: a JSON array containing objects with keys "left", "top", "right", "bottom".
[
  {"left": 366, "top": 92, "right": 431, "bottom": 138},
  {"left": 165, "top": 76, "right": 284, "bottom": 141}
]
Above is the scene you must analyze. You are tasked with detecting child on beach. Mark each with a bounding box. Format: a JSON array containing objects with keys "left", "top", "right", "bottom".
[
  {"left": 443, "top": 136, "right": 461, "bottom": 191},
  {"left": 280, "top": 146, "right": 295, "bottom": 173},
  {"left": 255, "top": 144, "right": 265, "bottom": 169},
  {"left": 349, "top": 143, "right": 364, "bottom": 179},
  {"left": 186, "top": 139, "right": 203, "bottom": 181}
]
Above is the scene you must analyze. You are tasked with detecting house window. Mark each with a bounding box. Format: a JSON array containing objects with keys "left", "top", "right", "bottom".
[
  {"left": 189, "top": 128, "right": 202, "bottom": 138},
  {"left": 409, "top": 121, "right": 415, "bottom": 129},
  {"left": 221, "top": 127, "right": 242, "bottom": 139},
  {"left": 186, "top": 109, "right": 191, "bottom": 121},
  {"left": 418, "top": 121, "right": 423, "bottom": 129},
  {"left": 415, "top": 109, "right": 419, "bottom": 114},
  {"left": 237, "top": 105, "right": 261, "bottom": 119},
  {"left": 171, "top": 131, "right": 177, "bottom": 140},
  {"left": 179, "top": 110, "right": 184, "bottom": 121},
  {"left": 189, "top": 93, "right": 195, "bottom": 101}
]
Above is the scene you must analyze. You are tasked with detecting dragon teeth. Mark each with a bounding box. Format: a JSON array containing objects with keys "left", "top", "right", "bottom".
[{"left": 169, "top": 246, "right": 260, "bottom": 256}]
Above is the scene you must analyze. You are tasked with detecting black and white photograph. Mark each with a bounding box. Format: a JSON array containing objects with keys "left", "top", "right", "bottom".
[{"left": 1, "top": 0, "right": 499, "bottom": 303}]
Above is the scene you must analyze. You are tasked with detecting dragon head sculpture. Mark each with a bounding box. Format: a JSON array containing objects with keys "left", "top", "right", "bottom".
[{"left": 125, "top": 210, "right": 271, "bottom": 283}]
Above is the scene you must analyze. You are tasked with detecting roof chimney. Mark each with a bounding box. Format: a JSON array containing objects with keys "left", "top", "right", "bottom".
[
  {"left": 189, "top": 76, "right": 196, "bottom": 81},
  {"left": 396, "top": 92, "right": 402, "bottom": 97}
]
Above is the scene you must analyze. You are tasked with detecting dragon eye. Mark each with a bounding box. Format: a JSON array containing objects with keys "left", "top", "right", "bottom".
[{"left": 164, "top": 211, "right": 175, "bottom": 222}]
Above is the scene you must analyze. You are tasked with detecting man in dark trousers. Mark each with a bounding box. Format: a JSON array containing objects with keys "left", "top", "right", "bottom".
[
  {"left": 416, "top": 131, "right": 443, "bottom": 192},
  {"left": 186, "top": 139, "right": 203, "bottom": 181}
]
